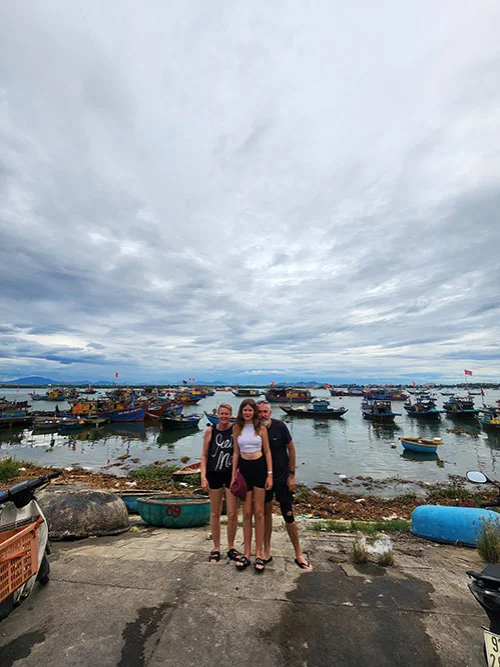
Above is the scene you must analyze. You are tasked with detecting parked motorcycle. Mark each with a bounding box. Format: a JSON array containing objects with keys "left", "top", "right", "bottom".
[
  {"left": 0, "top": 471, "right": 61, "bottom": 621},
  {"left": 466, "top": 471, "right": 500, "bottom": 665}
]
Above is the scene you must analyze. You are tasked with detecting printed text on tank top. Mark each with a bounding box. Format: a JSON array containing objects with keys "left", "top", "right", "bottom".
[
  {"left": 208, "top": 426, "right": 233, "bottom": 473},
  {"left": 238, "top": 423, "right": 263, "bottom": 459}
]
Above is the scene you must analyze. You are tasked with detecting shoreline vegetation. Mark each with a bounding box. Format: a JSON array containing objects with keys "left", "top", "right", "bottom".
[{"left": 1, "top": 457, "right": 498, "bottom": 523}]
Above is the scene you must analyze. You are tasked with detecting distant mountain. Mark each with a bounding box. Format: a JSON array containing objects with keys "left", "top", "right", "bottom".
[{"left": 1, "top": 376, "right": 59, "bottom": 386}]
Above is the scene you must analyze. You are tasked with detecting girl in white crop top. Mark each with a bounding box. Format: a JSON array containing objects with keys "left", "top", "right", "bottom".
[{"left": 231, "top": 398, "right": 273, "bottom": 572}]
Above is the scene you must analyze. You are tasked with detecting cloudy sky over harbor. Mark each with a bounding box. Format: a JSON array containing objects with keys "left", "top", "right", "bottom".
[{"left": 1, "top": 1, "right": 500, "bottom": 385}]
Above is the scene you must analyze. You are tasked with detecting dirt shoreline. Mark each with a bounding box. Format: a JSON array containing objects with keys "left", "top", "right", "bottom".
[{"left": 2, "top": 462, "right": 497, "bottom": 522}]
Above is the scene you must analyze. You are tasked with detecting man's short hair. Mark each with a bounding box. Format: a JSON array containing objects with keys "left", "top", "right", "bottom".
[{"left": 257, "top": 400, "right": 270, "bottom": 406}]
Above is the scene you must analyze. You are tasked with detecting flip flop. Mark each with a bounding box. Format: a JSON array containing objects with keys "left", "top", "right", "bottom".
[
  {"left": 227, "top": 548, "right": 242, "bottom": 561},
  {"left": 264, "top": 556, "right": 273, "bottom": 564},
  {"left": 209, "top": 550, "right": 220, "bottom": 563},
  {"left": 294, "top": 558, "right": 312, "bottom": 570}
]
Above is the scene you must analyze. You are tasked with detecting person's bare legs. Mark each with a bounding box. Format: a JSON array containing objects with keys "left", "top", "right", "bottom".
[
  {"left": 253, "top": 487, "right": 266, "bottom": 563},
  {"left": 208, "top": 488, "right": 223, "bottom": 559},
  {"left": 237, "top": 490, "right": 253, "bottom": 566},
  {"left": 224, "top": 487, "right": 239, "bottom": 551},
  {"left": 285, "top": 518, "right": 312, "bottom": 570},
  {"left": 263, "top": 500, "right": 273, "bottom": 561}
]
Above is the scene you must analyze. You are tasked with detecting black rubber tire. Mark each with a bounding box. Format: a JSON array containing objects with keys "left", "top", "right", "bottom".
[{"left": 37, "top": 554, "right": 50, "bottom": 586}]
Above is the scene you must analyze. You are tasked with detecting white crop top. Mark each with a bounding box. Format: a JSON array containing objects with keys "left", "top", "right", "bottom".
[{"left": 238, "top": 423, "right": 262, "bottom": 454}]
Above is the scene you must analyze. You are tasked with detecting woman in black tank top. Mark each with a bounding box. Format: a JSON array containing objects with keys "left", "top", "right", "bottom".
[{"left": 201, "top": 403, "right": 240, "bottom": 563}]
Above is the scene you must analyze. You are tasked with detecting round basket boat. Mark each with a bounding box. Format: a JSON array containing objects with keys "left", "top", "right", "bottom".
[{"left": 136, "top": 495, "right": 210, "bottom": 528}]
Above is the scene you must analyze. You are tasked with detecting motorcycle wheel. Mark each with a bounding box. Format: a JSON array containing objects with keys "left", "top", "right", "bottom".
[{"left": 37, "top": 553, "right": 50, "bottom": 586}]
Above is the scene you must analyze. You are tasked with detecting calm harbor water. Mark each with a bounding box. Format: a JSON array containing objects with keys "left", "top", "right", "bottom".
[{"left": 2, "top": 387, "right": 500, "bottom": 491}]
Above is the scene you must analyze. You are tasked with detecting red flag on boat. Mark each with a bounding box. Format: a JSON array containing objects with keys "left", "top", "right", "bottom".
[
  {"left": 115, "top": 372, "right": 119, "bottom": 378},
  {"left": 412, "top": 381, "right": 417, "bottom": 387},
  {"left": 325, "top": 384, "right": 331, "bottom": 389},
  {"left": 464, "top": 369, "right": 472, "bottom": 376},
  {"left": 481, "top": 388, "right": 485, "bottom": 396}
]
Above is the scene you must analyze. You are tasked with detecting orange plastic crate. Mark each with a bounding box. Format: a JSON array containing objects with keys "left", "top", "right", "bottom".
[{"left": 0, "top": 520, "right": 40, "bottom": 603}]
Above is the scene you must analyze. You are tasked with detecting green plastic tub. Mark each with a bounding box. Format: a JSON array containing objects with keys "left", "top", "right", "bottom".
[{"left": 136, "top": 495, "right": 210, "bottom": 528}]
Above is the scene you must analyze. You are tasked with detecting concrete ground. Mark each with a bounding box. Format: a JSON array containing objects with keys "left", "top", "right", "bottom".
[{"left": 0, "top": 517, "right": 488, "bottom": 667}]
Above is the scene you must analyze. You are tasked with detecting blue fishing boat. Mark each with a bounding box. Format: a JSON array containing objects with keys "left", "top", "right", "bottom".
[
  {"left": 400, "top": 436, "right": 442, "bottom": 454},
  {"left": 361, "top": 399, "right": 400, "bottom": 423},
  {"left": 280, "top": 399, "right": 348, "bottom": 419},
  {"left": 203, "top": 411, "right": 236, "bottom": 426},
  {"left": 109, "top": 405, "right": 147, "bottom": 423}
]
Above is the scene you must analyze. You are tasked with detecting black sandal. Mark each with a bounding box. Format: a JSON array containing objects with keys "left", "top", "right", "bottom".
[
  {"left": 227, "top": 548, "right": 242, "bottom": 561},
  {"left": 236, "top": 556, "right": 251, "bottom": 570},
  {"left": 254, "top": 557, "right": 266, "bottom": 573},
  {"left": 209, "top": 550, "right": 220, "bottom": 563}
]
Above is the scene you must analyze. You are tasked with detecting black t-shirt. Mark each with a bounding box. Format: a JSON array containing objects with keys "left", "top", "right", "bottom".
[
  {"left": 267, "top": 419, "right": 292, "bottom": 479},
  {"left": 207, "top": 425, "right": 233, "bottom": 473}
]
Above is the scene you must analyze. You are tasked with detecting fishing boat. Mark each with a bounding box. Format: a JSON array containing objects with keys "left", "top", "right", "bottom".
[
  {"left": 231, "top": 388, "right": 262, "bottom": 397},
  {"left": 28, "top": 388, "right": 69, "bottom": 401},
  {"left": 362, "top": 387, "right": 408, "bottom": 401},
  {"left": 443, "top": 395, "right": 480, "bottom": 419},
  {"left": 476, "top": 413, "right": 500, "bottom": 431},
  {"left": 280, "top": 399, "right": 348, "bottom": 419},
  {"left": 400, "top": 436, "right": 442, "bottom": 454},
  {"left": 109, "top": 405, "right": 147, "bottom": 423},
  {"left": 264, "top": 387, "right": 312, "bottom": 403},
  {"left": 403, "top": 394, "right": 442, "bottom": 419},
  {"left": 58, "top": 418, "right": 86, "bottom": 432},
  {"left": 203, "top": 411, "right": 236, "bottom": 426},
  {"left": 329, "top": 387, "right": 364, "bottom": 397},
  {"left": 361, "top": 399, "right": 400, "bottom": 423},
  {"left": 161, "top": 413, "right": 203, "bottom": 430},
  {"left": 145, "top": 401, "right": 183, "bottom": 419}
]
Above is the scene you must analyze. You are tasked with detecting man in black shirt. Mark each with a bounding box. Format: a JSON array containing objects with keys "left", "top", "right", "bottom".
[{"left": 258, "top": 401, "right": 312, "bottom": 570}]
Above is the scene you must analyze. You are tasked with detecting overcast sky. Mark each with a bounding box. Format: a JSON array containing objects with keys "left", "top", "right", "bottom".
[{"left": 1, "top": 1, "right": 500, "bottom": 385}]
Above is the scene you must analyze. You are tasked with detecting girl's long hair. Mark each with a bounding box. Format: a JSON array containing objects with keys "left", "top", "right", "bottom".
[{"left": 234, "top": 398, "right": 261, "bottom": 437}]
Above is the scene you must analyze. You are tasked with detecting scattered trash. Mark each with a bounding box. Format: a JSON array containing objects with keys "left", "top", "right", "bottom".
[{"left": 125, "top": 481, "right": 137, "bottom": 487}]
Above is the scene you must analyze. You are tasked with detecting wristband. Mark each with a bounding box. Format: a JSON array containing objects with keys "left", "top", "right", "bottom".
[{"left": 267, "top": 471, "right": 273, "bottom": 474}]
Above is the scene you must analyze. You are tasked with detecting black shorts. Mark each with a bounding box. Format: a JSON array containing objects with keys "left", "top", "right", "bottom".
[
  {"left": 239, "top": 456, "right": 267, "bottom": 491},
  {"left": 265, "top": 475, "right": 293, "bottom": 505},
  {"left": 206, "top": 469, "right": 232, "bottom": 490}
]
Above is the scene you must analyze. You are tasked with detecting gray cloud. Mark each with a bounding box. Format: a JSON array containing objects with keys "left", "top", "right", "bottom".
[{"left": 1, "top": 1, "right": 500, "bottom": 383}]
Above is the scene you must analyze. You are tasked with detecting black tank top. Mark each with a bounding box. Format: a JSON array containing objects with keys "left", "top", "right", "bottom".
[{"left": 207, "top": 425, "right": 233, "bottom": 473}]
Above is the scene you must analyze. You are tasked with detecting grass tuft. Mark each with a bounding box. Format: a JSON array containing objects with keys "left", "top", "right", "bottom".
[
  {"left": 377, "top": 550, "right": 395, "bottom": 567},
  {"left": 129, "top": 464, "right": 180, "bottom": 483},
  {"left": 477, "top": 520, "right": 500, "bottom": 563},
  {"left": 310, "top": 519, "right": 411, "bottom": 535},
  {"left": 0, "top": 457, "right": 22, "bottom": 482}
]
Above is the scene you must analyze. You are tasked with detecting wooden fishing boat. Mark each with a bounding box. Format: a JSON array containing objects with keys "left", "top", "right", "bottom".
[
  {"left": 231, "top": 388, "right": 262, "bottom": 397},
  {"left": 264, "top": 387, "right": 312, "bottom": 403},
  {"left": 280, "top": 399, "right": 347, "bottom": 419},
  {"left": 361, "top": 399, "right": 400, "bottom": 423},
  {"left": 161, "top": 414, "right": 203, "bottom": 430},
  {"left": 400, "top": 436, "right": 442, "bottom": 454},
  {"left": 172, "top": 462, "right": 202, "bottom": 475},
  {"left": 329, "top": 387, "right": 364, "bottom": 397},
  {"left": 443, "top": 395, "right": 480, "bottom": 419},
  {"left": 403, "top": 394, "right": 442, "bottom": 419},
  {"left": 362, "top": 387, "right": 408, "bottom": 401},
  {"left": 109, "top": 405, "right": 147, "bottom": 423}
]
